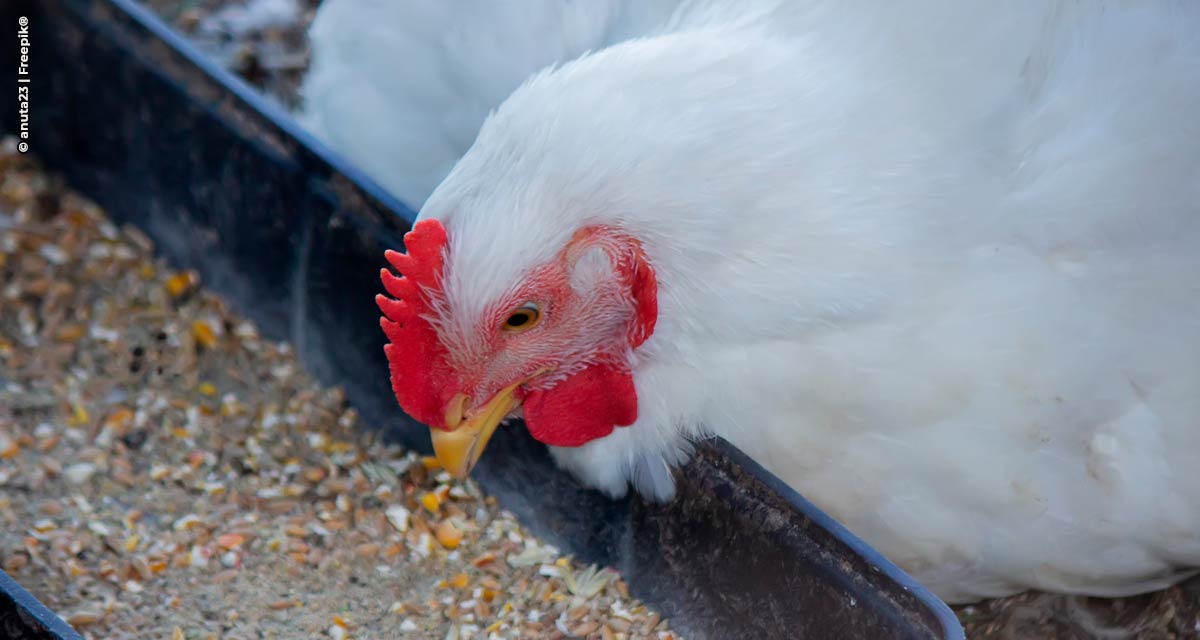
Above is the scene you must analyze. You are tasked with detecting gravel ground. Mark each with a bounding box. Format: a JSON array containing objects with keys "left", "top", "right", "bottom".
[{"left": 0, "top": 145, "right": 676, "bottom": 639}]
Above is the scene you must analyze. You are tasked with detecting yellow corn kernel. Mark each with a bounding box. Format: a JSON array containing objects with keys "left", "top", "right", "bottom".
[
  {"left": 419, "top": 492, "right": 441, "bottom": 514},
  {"left": 434, "top": 520, "right": 463, "bottom": 550},
  {"left": 165, "top": 271, "right": 199, "bottom": 298},
  {"left": 192, "top": 320, "right": 218, "bottom": 349}
]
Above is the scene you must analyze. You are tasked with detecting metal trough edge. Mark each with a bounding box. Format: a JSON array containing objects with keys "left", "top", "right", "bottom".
[{"left": 0, "top": 569, "right": 83, "bottom": 640}]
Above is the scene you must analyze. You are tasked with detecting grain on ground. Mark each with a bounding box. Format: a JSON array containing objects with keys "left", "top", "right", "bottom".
[{"left": 0, "top": 142, "right": 677, "bottom": 639}]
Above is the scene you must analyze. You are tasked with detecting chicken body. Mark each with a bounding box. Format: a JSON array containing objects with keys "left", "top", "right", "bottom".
[{"left": 303, "top": 1, "right": 1200, "bottom": 602}]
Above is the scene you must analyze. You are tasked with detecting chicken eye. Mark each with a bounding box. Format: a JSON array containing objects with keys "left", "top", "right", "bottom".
[{"left": 502, "top": 303, "right": 541, "bottom": 333}]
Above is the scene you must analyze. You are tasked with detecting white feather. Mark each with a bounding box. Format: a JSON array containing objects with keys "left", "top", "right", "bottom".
[
  {"left": 303, "top": 0, "right": 1200, "bottom": 602},
  {"left": 300, "top": 0, "right": 681, "bottom": 209}
]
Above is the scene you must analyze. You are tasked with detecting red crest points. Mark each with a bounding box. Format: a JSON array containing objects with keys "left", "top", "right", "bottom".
[{"left": 377, "top": 219, "right": 453, "bottom": 427}]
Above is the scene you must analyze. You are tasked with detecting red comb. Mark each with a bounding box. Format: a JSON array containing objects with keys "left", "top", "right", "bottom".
[{"left": 377, "top": 219, "right": 453, "bottom": 427}]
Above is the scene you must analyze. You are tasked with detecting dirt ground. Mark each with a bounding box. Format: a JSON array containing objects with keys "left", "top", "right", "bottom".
[
  {"left": 0, "top": 146, "right": 675, "bottom": 639},
  {"left": 955, "top": 582, "right": 1200, "bottom": 639}
]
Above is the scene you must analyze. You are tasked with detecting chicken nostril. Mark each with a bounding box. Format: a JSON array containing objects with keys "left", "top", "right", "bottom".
[{"left": 445, "top": 393, "right": 470, "bottom": 429}]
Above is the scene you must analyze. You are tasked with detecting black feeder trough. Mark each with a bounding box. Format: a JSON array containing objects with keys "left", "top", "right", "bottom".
[{"left": 0, "top": 1, "right": 965, "bottom": 638}]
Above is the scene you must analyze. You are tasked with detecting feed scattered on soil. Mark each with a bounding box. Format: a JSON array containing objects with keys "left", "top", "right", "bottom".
[{"left": 0, "top": 143, "right": 677, "bottom": 638}]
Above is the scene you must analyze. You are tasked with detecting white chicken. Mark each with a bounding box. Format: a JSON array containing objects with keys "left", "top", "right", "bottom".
[{"left": 301, "top": 1, "right": 1200, "bottom": 603}]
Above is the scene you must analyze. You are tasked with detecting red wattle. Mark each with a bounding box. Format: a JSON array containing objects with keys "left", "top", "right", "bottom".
[{"left": 523, "top": 362, "right": 638, "bottom": 447}]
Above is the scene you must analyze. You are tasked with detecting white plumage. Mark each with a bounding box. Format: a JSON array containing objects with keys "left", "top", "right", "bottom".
[{"left": 301, "top": 0, "right": 1200, "bottom": 603}]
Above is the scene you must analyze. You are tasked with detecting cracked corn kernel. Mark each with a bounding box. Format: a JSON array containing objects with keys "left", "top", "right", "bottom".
[
  {"left": 434, "top": 519, "right": 463, "bottom": 550},
  {"left": 192, "top": 320, "right": 218, "bottom": 349},
  {"left": 67, "top": 403, "right": 89, "bottom": 426},
  {"left": 470, "top": 552, "right": 496, "bottom": 567},
  {"left": 103, "top": 408, "right": 134, "bottom": 433},
  {"left": 216, "top": 533, "right": 246, "bottom": 550},
  {"left": 54, "top": 324, "right": 86, "bottom": 343},
  {"left": 0, "top": 436, "right": 18, "bottom": 459},
  {"left": 66, "top": 611, "right": 102, "bottom": 626},
  {"left": 165, "top": 270, "right": 199, "bottom": 297},
  {"left": 419, "top": 491, "right": 441, "bottom": 514}
]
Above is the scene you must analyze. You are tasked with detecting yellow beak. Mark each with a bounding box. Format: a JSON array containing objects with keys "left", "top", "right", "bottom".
[{"left": 430, "top": 380, "right": 524, "bottom": 479}]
